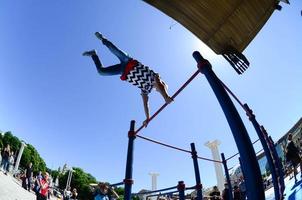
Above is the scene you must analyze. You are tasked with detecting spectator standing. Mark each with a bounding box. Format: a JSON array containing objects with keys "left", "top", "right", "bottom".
[
  {"left": 38, "top": 172, "right": 50, "bottom": 200},
  {"left": 1, "top": 144, "right": 11, "bottom": 175},
  {"left": 70, "top": 188, "right": 78, "bottom": 200},
  {"left": 34, "top": 171, "right": 43, "bottom": 195},
  {"left": 286, "top": 133, "right": 302, "bottom": 183},
  {"left": 209, "top": 186, "right": 221, "bottom": 200},
  {"left": 93, "top": 182, "right": 119, "bottom": 200},
  {"left": 21, "top": 172, "right": 28, "bottom": 190},
  {"left": 93, "top": 182, "right": 109, "bottom": 200},
  {"left": 233, "top": 186, "right": 241, "bottom": 200},
  {"left": 25, "top": 162, "right": 34, "bottom": 191},
  {"left": 47, "top": 175, "right": 53, "bottom": 200},
  {"left": 8, "top": 151, "right": 15, "bottom": 173},
  {"left": 238, "top": 176, "right": 246, "bottom": 200},
  {"left": 222, "top": 183, "right": 230, "bottom": 200},
  {"left": 64, "top": 186, "right": 72, "bottom": 200}
]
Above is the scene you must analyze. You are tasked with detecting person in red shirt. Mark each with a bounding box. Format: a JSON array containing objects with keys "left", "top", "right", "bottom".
[{"left": 37, "top": 172, "right": 50, "bottom": 200}]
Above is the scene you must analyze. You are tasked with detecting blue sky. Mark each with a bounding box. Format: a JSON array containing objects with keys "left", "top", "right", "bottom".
[{"left": 0, "top": 0, "right": 301, "bottom": 192}]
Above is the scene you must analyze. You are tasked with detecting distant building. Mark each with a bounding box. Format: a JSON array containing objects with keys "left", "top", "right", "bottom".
[
  {"left": 257, "top": 117, "right": 302, "bottom": 175},
  {"left": 276, "top": 117, "right": 302, "bottom": 152},
  {"left": 229, "top": 117, "right": 302, "bottom": 181}
]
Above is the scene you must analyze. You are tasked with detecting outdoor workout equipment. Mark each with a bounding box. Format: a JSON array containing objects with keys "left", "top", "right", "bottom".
[
  {"left": 221, "top": 153, "right": 234, "bottom": 200},
  {"left": 108, "top": 70, "right": 220, "bottom": 200},
  {"left": 135, "top": 70, "right": 200, "bottom": 134},
  {"left": 217, "top": 77, "right": 285, "bottom": 200},
  {"left": 124, "top": 120, "right": 136, "bottom": 200},
  {"left": 116, "top": 1, "right": 290, "bottom": 198},
  {"left": 262, "top": 127, "right": 286, "bottom": 198},
  {"left": 143, "top": 0, "right": 289, "bottom": 74},
  {"left": 193, "top": 51, "right": 265, "bottom": 199},
  {"left": 132, "top": 181, "right": 204, "bottom": 200},
  {"left": 118, "top": 51, "right": 268, "bottom": 200},
  {"left": 225, "top": 139, "right": 260, "bottom": 161}
]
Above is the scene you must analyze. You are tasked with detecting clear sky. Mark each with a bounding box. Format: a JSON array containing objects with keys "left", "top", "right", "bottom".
[{"left": 0, "top": 0, "right": 301, "bottom": 192}]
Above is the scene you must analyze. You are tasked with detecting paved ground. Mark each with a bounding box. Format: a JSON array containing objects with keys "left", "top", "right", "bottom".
[
  {"left": 0, "top": 172, "right": 58, "bottom": 200},
  {"left": 265, "top": 170, "right": 301, "bottom": 200},
  {"left": 0, "top": 172, "right": 37, "bottom": 200}
]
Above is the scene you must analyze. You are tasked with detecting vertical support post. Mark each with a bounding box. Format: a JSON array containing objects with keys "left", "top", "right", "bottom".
[
  {"left": 205, "top": 140, "right": 224, "bottom": 191},
  {"left": 193, "top": 51, "right": 265, "bottom": 200},
  {"left": 267, "top": 135, "right": 285, "bottom": 195},
  {"left": 221, "top": 153, "right": 233, "bottom": 200},
  {"left": 238, "top": 157, "right": 247, "bottom": 186},
  {"left": 68, "top": 169, "right": 73, "bottom": 189},
  {"left": 243, "top": 104, "right": 280, "bottom": 200},
  {"left": 263, "top": 134, "right": 285, "bottom": 196},
  {"left": 14, "top": 141, "right": 26, "bottom": 174},
  {"left": 190, "top": 143, "right": 203, "bottom": 200},
  {"left": 124, "top": 120, "right": 136, "bottom": 200},
  {"left": 261, "top": 125, "right": 285, "bottom": 197},
  {"left": 177, "top": 181, "right": 185, "bottom": 200},
  {"left": 65, "top": 168, "right": 73, "bottom": 190}
]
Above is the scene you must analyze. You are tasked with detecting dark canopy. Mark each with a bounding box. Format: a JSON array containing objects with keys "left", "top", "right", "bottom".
[{"left": 144, "top": 0, "right": 281, "bottom": 55}]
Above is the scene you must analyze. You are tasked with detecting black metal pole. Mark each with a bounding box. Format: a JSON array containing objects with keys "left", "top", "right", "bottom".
[
  {"left": 243, "top": 104, "right": 280, "bottom": 200},
  {"left": 190, "top": 143, "right": 203, "bottom": 200},
  {"left": 221, "top": 153, "right": 233, "bottom": 200},
  {"left": 124, "top": 120, "right": 136, "bottom": 200}
]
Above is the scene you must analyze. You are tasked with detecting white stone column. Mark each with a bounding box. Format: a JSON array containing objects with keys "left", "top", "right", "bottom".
[
  {"left": 14, "top": 141, "right": 27, "bottom": 173},
  {"left": 66, "top": 168, "right": 73, "bottom": 189},
  {"left": 205, "top": 140, "right": 224, "bottom": 191},
  {"left": 148, "top": 172, "right": 159, "bottom": 190}
]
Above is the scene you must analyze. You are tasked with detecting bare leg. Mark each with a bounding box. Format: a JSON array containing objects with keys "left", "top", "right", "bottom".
[{"left": 293, "top": 165, "right": 298, "bottom": 182}]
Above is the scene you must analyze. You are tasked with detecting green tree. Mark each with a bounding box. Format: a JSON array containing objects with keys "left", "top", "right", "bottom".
[
  {"left": 114, "top": 187, "right": 125, "bottom": 200},
  {"left": 20, "top": 144, "right": 46, "bottom": 173},
  {"left": 132, "top": 196, "right": 140, "bottom": 200},
  {"left": 59, "top": 167, "right": 97, "bottom": 200},
  {"left": 0, "top": 132, "right": 3, "bottom": 149},
  {"left": 2, "top": 131, "right": 21, "bottom": 153},
  {"left": 47, "top": 168, "right": 60, "bottom": 181}
]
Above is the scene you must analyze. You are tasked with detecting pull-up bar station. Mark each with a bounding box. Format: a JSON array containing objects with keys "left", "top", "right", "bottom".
[
  {"left": 110, "top": 49, "right": 285, "bottom": 200},
  {"left": 119, "top": 51, "right": 266, "bottom": 200},
  {"left": 105, "top": 1, "right": 290, "bottom": 199}
]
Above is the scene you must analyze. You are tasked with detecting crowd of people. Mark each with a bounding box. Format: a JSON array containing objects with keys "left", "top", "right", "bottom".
[
  {"left": 20, "top": 165, "right": 80, "bottom": 200},
  {"left": 63, "top": 186, "right": 79, "bottom": 200},
  {"left": 19, "top": 162, "right": 56, "bottom": 200},
  {"left": 1, "top": 132, "right": 301, "bottom": 200},
  {"left": 207, "top": 177, "right": 246, "bottom": 200}
]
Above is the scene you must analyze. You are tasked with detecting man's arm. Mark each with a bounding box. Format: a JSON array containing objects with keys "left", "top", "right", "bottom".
[
  {"left": 109, "top": 187, "right": 119, "bottom": 199},
  {"left": 141, "top": 93, "right": 150, "bottom": 127}
]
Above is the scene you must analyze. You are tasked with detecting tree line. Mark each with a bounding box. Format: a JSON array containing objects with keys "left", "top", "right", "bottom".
[{"left": 0, "top": 131, "right": 127, "bottom": 199}]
